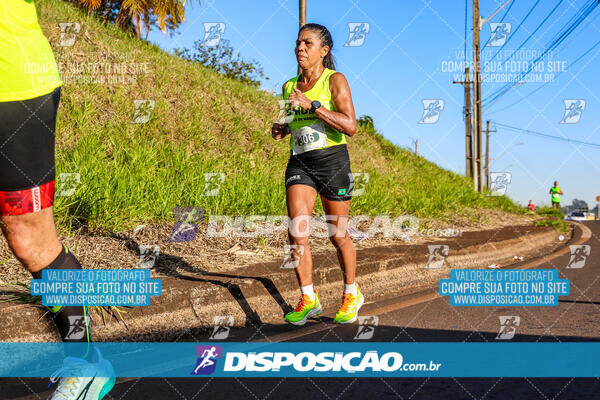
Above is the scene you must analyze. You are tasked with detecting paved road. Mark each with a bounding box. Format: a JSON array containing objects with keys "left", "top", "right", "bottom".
[{"left": 3, "top": 222, "right": 599, "bottom": 399}]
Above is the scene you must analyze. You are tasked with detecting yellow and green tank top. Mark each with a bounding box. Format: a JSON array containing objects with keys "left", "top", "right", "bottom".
[
  {"left": 283, "top": 68, "right": 347, "bottom": 155},
  {"left": 551, "top": 186, "right": 562, "bottom": 203},
  {"left": 0, "top": 0, "right": 62, "bottom": 102}
]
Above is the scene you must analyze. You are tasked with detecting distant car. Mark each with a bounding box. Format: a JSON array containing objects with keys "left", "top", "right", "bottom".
[{"left": 566, "top": 212, "right": 587, "bottom": 221}]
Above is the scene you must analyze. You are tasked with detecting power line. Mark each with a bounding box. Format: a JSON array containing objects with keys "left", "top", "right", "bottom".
[
  {"left": 487, "top": 36, "right": 600, "bottom": 113},
  {"left": 494, "top": 122, "right": 600, "bottom": 148},
  {"left": 545, "top": 0, "right": 595, "bottom": 45},
  {"left": 482, "top": 0, "right": 517, "bottom": 48},
  {"left": 487, "top": 0, "right": 540, "bottom": 62},
  {"left": 483, "top": 0, "right": 515, "bottom": 25},
  {"left": 484, "top": 0, "right": 598, "bottom": 106},
  {"left": 497, "top": 0, "right": 566, "bottom": 66},
  {"left": 483, "top": 0, "right": 599, "bottom": 108}
]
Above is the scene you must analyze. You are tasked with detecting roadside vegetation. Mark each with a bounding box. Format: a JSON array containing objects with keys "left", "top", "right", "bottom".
[{"left": 42, "top": 0, "right": 523, "bottom": 234}]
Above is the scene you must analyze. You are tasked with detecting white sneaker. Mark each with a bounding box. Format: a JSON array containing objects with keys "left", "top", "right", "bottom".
[{"left": 49, "top": 348, "right": 115, "bottom": 400}]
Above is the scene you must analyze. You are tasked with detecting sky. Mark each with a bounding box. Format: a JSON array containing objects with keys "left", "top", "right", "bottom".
[{"left": 149, "top": 0, "right": 600, "bottom": 209}]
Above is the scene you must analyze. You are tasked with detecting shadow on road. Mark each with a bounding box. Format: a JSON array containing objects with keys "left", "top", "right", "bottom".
[{"left": 112, "top": 234, "right": 294, "bottom": 327}]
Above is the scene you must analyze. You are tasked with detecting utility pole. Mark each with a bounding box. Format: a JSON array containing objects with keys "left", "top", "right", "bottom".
[
  {"left": 484, "top": 120, "right": 496, "bottom": 189},
  {"left": 299, "top": 0, "right": 306, "bottom": 28},
  {"left": 453, "top": 67, "right": 473, "bottom": 178},
  {"left": 298, "top": 0, "right": 306, "bottom": 75},
  {"left": 472, "top": 0, "right": 483, "bottom": 192},
  {"left": 410, "top": 138, "right": 418, "bottom": 155}
]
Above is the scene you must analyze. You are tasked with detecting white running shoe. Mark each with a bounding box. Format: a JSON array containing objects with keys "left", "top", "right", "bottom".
[{"left": 49, "top": 348, "right": 115, "bottom": 400}]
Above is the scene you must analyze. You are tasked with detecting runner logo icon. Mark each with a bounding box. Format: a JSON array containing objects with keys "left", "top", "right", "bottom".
[
  {"left": 138, "top": 245, "right": 160, "bottom": 269},
  {"left": 131, "top": 99, "right": 155, "bottom": 124},
  {"left": 281, "top": 244, "right": 304, "bottom": 269},
  {"left": 56, "top": 173, "right": 81, "bottom": 197},
  {"left": 425, "top": 245, "right": 449, "bottom": 269},
  {"left": 566, "top": 245, "right": 591, "bottom": 269},
  {"left": 191, "top": 345, "right": 222, "bottom": 375},
  {"left": 202, "top": 173, "right": 226, "bottom": 196},
  {"left": 210, "top": 316, "right": 234, "bottom": 340},
  {"left": 345, "top": 23, "right": 370, "bottom": 47},
  {"left": 354, "top": 316, "right": 379, "bottom": 340},
  {"left": 560, "top": 99, "right": 586, "bottom": 124},
  {"left": 349, "top": 172, "right": 368, "bottom": 197},
  {"left": 488, "top": 23, "right": 511, "bottom": 47},
  {"left": 418, "top": 100, "right": 444, "bottom": 124},
  {"left": 489, "top": 172, "right": 512, "bottom": 196},
  {"left": 57, "top": 22, "right": 81, "bottom": 47},
  {"left": 201, "top": 23, "right": 226, "bottom": 47},
  {"left": 496, "top": 316, "right": 520, "bottom": 340},
  {"left": 65, "top": 316, "right": 89, "bottom": 340},
  {"left": 168, "top": 207, "right": 205, "bottom": 242}
]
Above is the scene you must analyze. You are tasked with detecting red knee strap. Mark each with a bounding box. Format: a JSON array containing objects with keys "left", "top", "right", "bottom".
[{"left": 0, "top": 180, "right": 55, "bottom": 216}]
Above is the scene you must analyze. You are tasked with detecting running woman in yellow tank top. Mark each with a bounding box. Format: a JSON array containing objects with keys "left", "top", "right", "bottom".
[
  {"left": 282, "top": 67, "right": 347, "bottom": 154},
  {"left": 1, "top": 2, "right": 115, "bottom": 399},
  {"left": 271, "top": 23, "right": 364, "bottom": 325}
]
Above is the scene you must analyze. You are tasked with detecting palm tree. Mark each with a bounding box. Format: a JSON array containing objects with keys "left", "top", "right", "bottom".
[
  {"left": 357, "top": 115, "right": 374, "bottom": 128},
  {"left": 67, "top": 0, "right": 199, "bottom": 38}
]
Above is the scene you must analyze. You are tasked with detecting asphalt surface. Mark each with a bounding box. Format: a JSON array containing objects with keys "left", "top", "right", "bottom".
[{"left": 2, "top": 221, "right": 599, "bottom": 400}]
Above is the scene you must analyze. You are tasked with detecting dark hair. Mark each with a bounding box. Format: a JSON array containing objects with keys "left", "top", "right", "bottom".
[{"left": 299, "top": 23, "right": 335, "bottom": 70}]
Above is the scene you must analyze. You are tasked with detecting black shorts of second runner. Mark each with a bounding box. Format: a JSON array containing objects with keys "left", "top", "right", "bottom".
[
  {"left": 0, "top": 87, "right": 60, "bottom": 215},
  {"left": 285, "top": 144, "right": 354, "bottom": 201},
  {"left": 0, "top": 87, "right": 60, "bottom": 190}
]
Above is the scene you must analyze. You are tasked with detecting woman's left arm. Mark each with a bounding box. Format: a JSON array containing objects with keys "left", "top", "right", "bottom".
[{"left": 290, "top": 73, "right": 357, "bottom": 136}]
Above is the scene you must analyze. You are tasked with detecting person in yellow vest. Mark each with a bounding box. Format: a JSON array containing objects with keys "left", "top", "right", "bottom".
[
  {"left": 271, "top": 23, "right": 363, "bottom": 325},
  {"left": 549, "top": 181, "right": 564, "bottom": 209},
  {"left": 0, "top": 2, "right": 114, "bottom": 398}
]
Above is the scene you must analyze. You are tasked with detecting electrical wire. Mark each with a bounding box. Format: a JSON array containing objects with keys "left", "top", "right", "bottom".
[
  {"left": 497, "top": 0, "right": 565, "bottom": 66},
  {"left": 487, "top": 0, "right": 541, "bottom": 62},
  {"left": 482, "top": 0, "right": 517, "bottom": 48},
  {"left": 494, "top": 122, "right": 600, "bottom": 148},
  {"left": 487, "top": 36, "right": 600, "bottom": 114},
  {"left": 483, "top": 0, "right": 599, "bottom": 108}
]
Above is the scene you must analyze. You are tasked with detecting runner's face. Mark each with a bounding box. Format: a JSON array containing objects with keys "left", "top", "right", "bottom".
[{"left": 295, "top": 30, "right": 328, "bottom": 69}]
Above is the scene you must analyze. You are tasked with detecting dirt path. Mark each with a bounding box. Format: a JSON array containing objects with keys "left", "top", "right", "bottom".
[{"left": 0, "top": 210, "right": 540, "bottom": 284}]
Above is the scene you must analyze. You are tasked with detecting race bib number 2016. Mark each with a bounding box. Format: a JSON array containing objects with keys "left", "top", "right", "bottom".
[{"left": 292, "top": 122, "right": 329, "bottom": 155}]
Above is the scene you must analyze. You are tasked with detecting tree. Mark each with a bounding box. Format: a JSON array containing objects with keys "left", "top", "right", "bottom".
[
  {"left": 175, "top": 39, "right": 267, "bottom": 87},
  {"left": 571, "top": 198, "right": 589, "bottom": 212},
  {"left": 65, "top": 0, "right": 199, "bottom": 38},
  {"left": 357, "top": 115, "right": 374, "bottom": 129}
]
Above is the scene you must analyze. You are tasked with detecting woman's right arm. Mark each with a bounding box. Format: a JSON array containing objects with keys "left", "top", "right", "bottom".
[{"left": 272, "top": 82, "right": 290, "bottom": 140}]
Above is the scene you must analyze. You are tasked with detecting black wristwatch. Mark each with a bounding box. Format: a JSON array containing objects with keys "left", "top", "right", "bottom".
[{"left": 310, "top": 100, "right": 321, "bottom": 112}]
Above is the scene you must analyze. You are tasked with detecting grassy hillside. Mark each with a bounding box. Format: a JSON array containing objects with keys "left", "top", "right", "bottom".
[{"left": 37, "top": 0, "right": 522, "bottom": 233}]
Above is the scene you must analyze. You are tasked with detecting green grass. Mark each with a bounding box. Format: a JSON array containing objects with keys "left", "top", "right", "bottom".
[
  {"left": 533, "top": 218, "right": 569, "bottom": 233},
  {"left": 39, "top": 0, "right": 524, "bottom": 234},
  {"left": 530, "top": 206, "right": 568, "bottom": 233},
  {"left": 535, "top": 207, "right": 564, "bottom": 218}
]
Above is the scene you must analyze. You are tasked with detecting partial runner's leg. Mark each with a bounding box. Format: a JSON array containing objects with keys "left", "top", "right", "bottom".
[
  {"left": 320, "top": 197, "right": 356, "bottom": 287},
  {"left": 0, "top": 88, "right": 92, "bottom": 357},
  {"left": 321, "top": 195, "right": 363, "bottom": 324},
  {"left": 286, "top": 183, "right": 318, "bottom": 289},
  {"left": 284, "top": 183, "right": 322, "bottom": 325}
]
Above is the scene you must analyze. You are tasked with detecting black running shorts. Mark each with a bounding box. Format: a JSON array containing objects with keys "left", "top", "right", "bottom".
[
  {"left": 0, "top": 87, "right": 60, "bottom": 215},
  {"left": 285, "top": 144, "right": 354, "bottom": 201}
]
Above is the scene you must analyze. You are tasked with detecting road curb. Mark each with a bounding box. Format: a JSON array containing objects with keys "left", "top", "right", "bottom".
[{"left": 0, "top": 225, "right": 568, "bottom": 342}]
